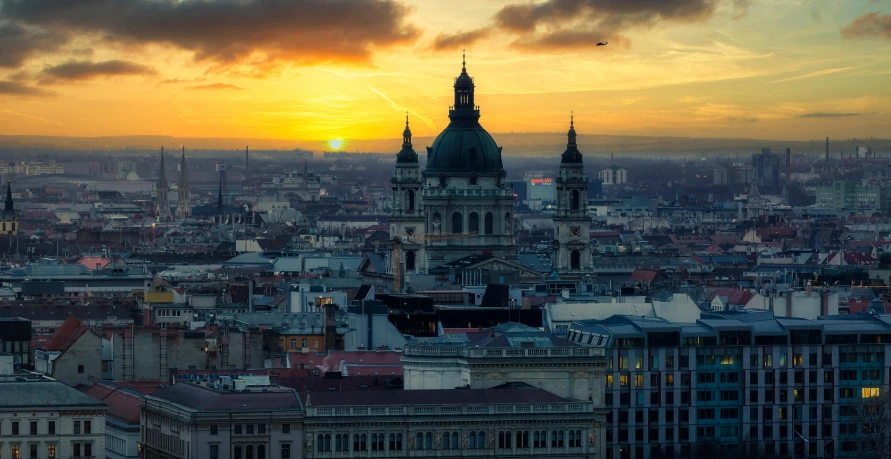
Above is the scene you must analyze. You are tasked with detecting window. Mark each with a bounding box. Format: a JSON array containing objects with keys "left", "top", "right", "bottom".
[
  {"left": 257, "top": 445, "right": 266, "bottom": 459},
  {"left": 209, "top": 445, "right": 219, "bottom": 459},
  {"left": 30, "top": 421, "right": 37, "bottom": 435},
  {"left": 290, "top": 339, "right": 296, "bottom": 348},
  {"left": 235, "top": 424, "right": 242, "bottom": 435},
  {"left": 863, "top": 387, "right": 881, "bottom": 398},
  {"left": 484, "top": 212, "right": 494, "bottom": 235},
  {"left": 390, "top": 433, "right": 403, "bottom": 450},
  {"left": 84, "top": 420, "right": 91, "bottom": 434},
  {"left": 210, "top": 425, "right": 218, "bottom": 435},
  {"left": 469, "top": 212, "right": 479, "bottom": 234},
  {"left": 258, "top": 424, "right": 266, "bottom": 434},
  {"left": 48, "top": 421, "right": 55, "bottom": 435},
  {"left": 335, "top": 434, "right": 346, "bottom": 451},
  {"left": 451, "top": 212, "right": 463, "bottom": 233},
  {"left": 72, "top": 421, "right": 79, "bottom": 435},
  {"left": 13, "top": 445, "right": 20, "bottom": 459},
  {"left": 518, "top": 431, "right": 529, "bottom": 448},
  {"left": 84, "top": 444, "right": 92, "bottom": 457},
  {"left": 246, "top": 424, "right": 254, "bottom": 435},
  {"left": 47, "top": 444, "right": 56, "bottom": 459},
  {"left": 282, "top": 423, "right": 290, "bottom": 434},
  {"left": 498, "top": 431, "right": 513, "bottom": 449},
  {"left": 235, "top": 445, "right": 242, "bottom": 459},
  {"left": 301, "top": 339, "right": 307, "bottom": 348},
  {"left": 78, "top": 364, "right": 84, "bottom": 373},
  {"left": 30, "top": 444, "right": 37, "bottom": 459}
]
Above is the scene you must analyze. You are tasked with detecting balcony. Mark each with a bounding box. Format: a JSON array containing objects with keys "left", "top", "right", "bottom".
[
  {"left": 422, "top": 188, "right": 514, "bottom": 198},
  {"left": 309, "top": 401, "right": 588, "bottom": 418}
]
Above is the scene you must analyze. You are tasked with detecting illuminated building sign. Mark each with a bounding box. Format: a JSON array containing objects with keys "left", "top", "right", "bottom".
[{"left": 530, "top": 178, "right": 553, "bottom": 185}]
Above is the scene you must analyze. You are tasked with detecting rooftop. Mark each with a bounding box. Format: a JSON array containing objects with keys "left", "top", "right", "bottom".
[
  {"left": 0, "top": 379, "right": 108, "bottom": 409},
  {"left": 149, "top": 382, "right": 302, "bottom": 412}
]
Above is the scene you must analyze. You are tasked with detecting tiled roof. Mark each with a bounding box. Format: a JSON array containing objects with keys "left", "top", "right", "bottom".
[
  {"left": 302, "top": 387, "right": 569, "bottom": 407},
  {"left": 0, "top": 380, "right": 107, "bottom": 408},
  {"left": 43, "top": 316, "right": 88, "bottom": 352},
  {"left": 151, "top": 383, "right": 302, "bottom": 412},
  {"left": 79, "top": 382, "right": 143, "bottom": 424}
]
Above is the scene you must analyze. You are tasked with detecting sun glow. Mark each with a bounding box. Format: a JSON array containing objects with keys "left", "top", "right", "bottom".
[{"left": 328, "top": 139, "right": 343, "bottom": 150}]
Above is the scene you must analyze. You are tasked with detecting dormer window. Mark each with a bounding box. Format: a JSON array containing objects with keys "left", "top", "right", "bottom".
[
  {"left": 469, "top": 174, "right": 478, "bottom": 185},
  {"left": 439, "top": 174, "right": 447, "bottom": 187}
]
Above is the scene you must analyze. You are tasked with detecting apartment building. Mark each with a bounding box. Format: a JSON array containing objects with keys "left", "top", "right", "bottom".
[
  {"left": 0, "top": 376, "right": 107, "bottom": 459},
  {"left": 567, "top": 310, "right": 891, "bottom": 459}
]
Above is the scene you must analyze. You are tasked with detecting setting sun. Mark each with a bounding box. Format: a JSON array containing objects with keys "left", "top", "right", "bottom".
[{"left": 328, "top": 139, "right": 343, "bottom": 150}]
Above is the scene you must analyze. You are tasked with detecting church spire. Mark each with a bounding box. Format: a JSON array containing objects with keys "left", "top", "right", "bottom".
[
  {"left": 561, "top": 112, "right": 583, "bottom": 164},
  {"left": 396, "top": 112, "right": 418, "bottom": 163},
  {"left": 450, "top": 51, "right": 479, "bottom": 125},
  {"left": 3, "top": 178, "right": 13, "bottom": 215}
]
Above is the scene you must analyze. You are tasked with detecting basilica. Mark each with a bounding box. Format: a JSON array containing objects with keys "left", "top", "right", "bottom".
[{"left": 389, "top": 58, "right": 591, "bottom": 280}]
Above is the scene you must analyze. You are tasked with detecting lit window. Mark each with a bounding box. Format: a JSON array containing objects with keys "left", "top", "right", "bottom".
[{"left": 863, "top": 387, "right": 881, "bottom": 398}]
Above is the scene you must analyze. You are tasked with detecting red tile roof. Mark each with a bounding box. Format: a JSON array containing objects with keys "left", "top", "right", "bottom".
[
  {"left": 75, "top": 257, "right": 110, "bottom": 269},
  {"left": 706, "top": 288, "right": 754, "bottom": 306},
  {"left": 80, "top": 383, "right": 143, "bottom": 424},
  {"left": 43, "top": 316, "right": 88, "bottom": 352}
]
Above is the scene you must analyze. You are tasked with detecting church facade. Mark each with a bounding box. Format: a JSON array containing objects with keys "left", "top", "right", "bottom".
[{"left": 388, "top": 58, "right": 591, "bottom": 278}]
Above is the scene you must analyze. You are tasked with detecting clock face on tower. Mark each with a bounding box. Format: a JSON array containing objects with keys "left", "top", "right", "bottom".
[
  {"left": 570, "top": 227, "right": 581, "bottom": 237},
  {"left": 405, "top": 227, "right": 415, "bottom": 237}
]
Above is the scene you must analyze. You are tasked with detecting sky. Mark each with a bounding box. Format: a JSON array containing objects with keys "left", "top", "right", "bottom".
[{"left": 0, "top": 0, "right": 890, "bottom": 151}]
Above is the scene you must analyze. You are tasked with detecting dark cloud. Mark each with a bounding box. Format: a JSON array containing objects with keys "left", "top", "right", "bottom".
[
  {"left": 798, "top": 112, "right": 868, "bottom": 118},
  {"left": 726, "top": 116, "right": 758, "bottom": 123},
  {"left": 1, "top": 0, "right": 419, "bottom": 69},
  {"left": 0, "top": 22, "right": 66, "bottom": 68},
  {"left": 731, "top": 0, "right": 750, "bottom": 20},
  {"left": 40, "top": 60, "right": 156, "bottom": 83},
  {"left": 841, "top": 13, "right": 891, "bottom": 39},
  {"left": 491, "top": 0, "right": 718, "bottom": 50},
  {"left": 430, "top": 29, "right": 491, "bottom": 52},
  {"left": 190, "top": 82, "right": 243, "bottom": 90},
  {"left": 0, "top": 80, "right": 55, "bottom": 97}
]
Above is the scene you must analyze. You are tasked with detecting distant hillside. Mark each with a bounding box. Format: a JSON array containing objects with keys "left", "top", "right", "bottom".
[{"left": 1, "top": 133, "right": 888, "bottom": 157}]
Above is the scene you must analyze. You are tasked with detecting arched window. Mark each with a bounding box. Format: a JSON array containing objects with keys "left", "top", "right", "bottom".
[
  {"left": 396, "top": 433, "right": 403, "bottom": 450},
  {"left": 469, "top": 212, "right": 479, "bottom": 234},
  {"left": 235, "top": 445, "right": 243, "bottom": 459},
  {"left": 533, "top": 431, "right": 540, "bottom": 448},
  {"left": 324, "top": 434, "right": 331, "bottom": 451},
  {"left": 425, "top": 432, "right": 432, "bottom": 450},
  {"left": 469, "top": 432, "right": 477, "bottom": 449},
  {"left": 478, "top": 431, "right": 486, "bottom": 449},
  {"left": 451, "top": 432, "right": 459, "bottom": 449},
  {"left": 439, "top": 174, "right": 447, "bottom": 187},
  {"left": 571, "top": 250, "right": 581, "bottom": 270},
  {"left": 246, "top": 445, "right": 253, "bottom": 459},
  {"left": 484, "top": 212, "right": 493, "bottom": 235},
  {"left": 389, "top": 433, "right": 396, "bottom": 450},
  {"left": 416, "top": 432, "right": 423, "bottom": 450},
  {"left": 354, "top": 434, "right": 360, "bottom": 451},
  {"left": 335, "top": 434, "right": 343, "bottom": 451},
  {"left": 451, "top": 212, "right": 463, "bottom": 233},
  {"left": 568, "top": 430, "right": 575, "bottom": 446},
  {"left": 315, "top": 435, "right": 323, "bottom": 452},
  {"left": 571, "top": 189, "right": 580, "bottom": 210},
  {"left": 257, "top": 445, "right": 265, "bottom": 459},
  {"left": 406, "top": 190, "right": 415, "bottom": 211},
  {"left": 443, "top": 432, "right": 451, "bottom": 449},
  {"left": 405, "top": 250, "right": 415, "bottom": 271},
  {"left": 551, "top": 431, "right": 558, "bottom": 447}
]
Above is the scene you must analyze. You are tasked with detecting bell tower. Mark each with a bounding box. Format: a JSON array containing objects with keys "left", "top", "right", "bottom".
[
  {"left": 553, "top": 113, "right": 591, "bottom": 274},
  {"left": 389, "top": 113, "right": 426, "bottom": 275}
]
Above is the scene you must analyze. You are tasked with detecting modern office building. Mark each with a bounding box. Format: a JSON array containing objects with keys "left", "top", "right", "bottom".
[
  {"left": 752, "top": 151, "right": 781, "bottom": 188},
  {"left": 0, "top": 377, "right": 107, "bottom": 459},
  {"left": 567, "top": 310, "right": 891, "bottom": 459}
]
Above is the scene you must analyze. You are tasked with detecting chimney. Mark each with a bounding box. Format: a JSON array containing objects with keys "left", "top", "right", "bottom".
[
  {"left": 806, "top": 280, "right": 812, "bottom": 298},
  {"left": 821, "top": 290, "right": 829, "bottom": 316},
  {"left": 825, "top": 137, "right": 829, "bottom": 162},
  {"left": 248, "top": 279, "right": 254, "bottom": 313}
]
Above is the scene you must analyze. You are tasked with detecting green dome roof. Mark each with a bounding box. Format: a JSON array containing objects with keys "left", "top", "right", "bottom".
[
  {"left": 423, "top": 57, "right": 504, "bottom": 174},
  {"left": 425, "top": 125, "right": 503, "bottom": 173}
]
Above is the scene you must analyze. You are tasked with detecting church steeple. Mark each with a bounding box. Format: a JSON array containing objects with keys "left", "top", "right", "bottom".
[
  {"left": 156, "top": 147, "right": 173, "bottom": 222},
  {"left": 561, "top": 112, "right": 583, "bottom": 164},
  {"left": 396, "top": 112, "right": 418, "bottom": 163},
  {"left": 3, "top": 179, "right": 14, "bottom": 215},
  {"left": 175, "top": 146, "right": 192, "bottom": 220}
]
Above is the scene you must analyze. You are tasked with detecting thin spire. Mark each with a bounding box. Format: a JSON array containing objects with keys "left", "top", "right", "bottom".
[
  {"left": 570, "top": 110, "right": 574, "bottom": 128},
  {"left": 4, "top": 177, "right": 13, "bottom": 214},
  {"left": 462, "top": 49, "right": 466, "bottom": 71},
  {"left": 405, "top": 110, "right": 409, "bottom": 127}
]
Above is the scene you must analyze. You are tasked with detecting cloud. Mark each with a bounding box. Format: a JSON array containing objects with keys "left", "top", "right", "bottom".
[
  {"left": 189, "top": 82, "right": 243, "bottom": 90},
  {"left": 841, "top": 12, "right": 891, "bottom": 39},
  {"left": 430, "top": 28, "right": 491, "bottom": 51},
  {"left": 726, "top": 116, "right": 757, "bottom": 123},
  {"left": 769, "top": 66, "right": 861, "bottom": 84},
  {"left": 0, "top": 22, "right": 66, "bottom": 68},
  {"left": 731, "top": 0, "right": 750, "bottom": 20},
  {"left": 40, "top": 60, "right": 156, "bottom": 83},
  {"left": 489, "top": 0, "right": 719, "bottom": 50},
  {"left": 0, "top": 80, "right": 55, "bottom": 97},
  {"left": 1, "top": 109, "right": 63, "bottom": 125},
  {"left": 1, "top": 0, "right": 419, "bottom": 69},
  {"left": 798, "top": 112, "right": 869, "bottom": 118}
]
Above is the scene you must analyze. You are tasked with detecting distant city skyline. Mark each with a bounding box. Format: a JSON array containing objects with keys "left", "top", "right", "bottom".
[{"left": 0, "top": 0, "right": 889, "bottom": 147}]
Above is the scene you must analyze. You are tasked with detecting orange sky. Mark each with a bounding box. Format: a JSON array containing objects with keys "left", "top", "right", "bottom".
[{"left": 0, "top": 0, "right": 890, "bottom": 151}]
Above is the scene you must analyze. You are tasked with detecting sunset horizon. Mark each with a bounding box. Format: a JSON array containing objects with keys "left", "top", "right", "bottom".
[{"left": 1, "top": 0, "right": 890, "bottom": 144}]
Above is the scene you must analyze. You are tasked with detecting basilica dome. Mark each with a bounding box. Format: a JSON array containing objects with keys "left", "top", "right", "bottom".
[{"left": 423, "top": 58, "right": 504, "bottom": 175}]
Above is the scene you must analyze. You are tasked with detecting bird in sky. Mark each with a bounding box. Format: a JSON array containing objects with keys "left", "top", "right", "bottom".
[{"left": 597, "top": 41, "right": 608, "bottom": 46}]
